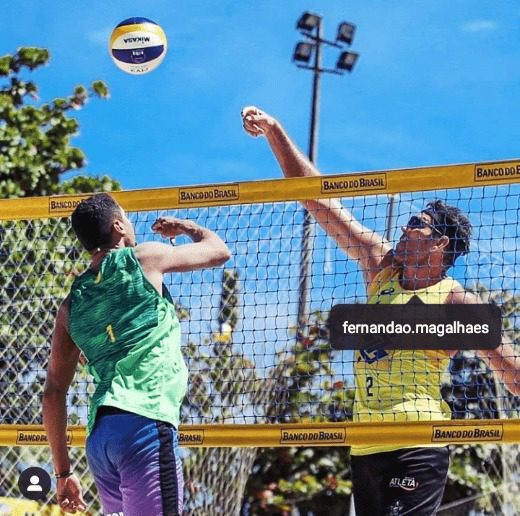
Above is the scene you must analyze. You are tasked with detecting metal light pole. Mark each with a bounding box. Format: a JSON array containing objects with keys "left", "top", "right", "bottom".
[
  {"left": 386, "top": 194, "right": 397, "bottom": 241},
  {"left": 298, "top": 19, "right": 322, "bottom": 331},
  {"left": 308, "top": 19, "right": 322, "bottom": 166},
  {"left": 293, "top": 13, "right": 360, "bottom": 331}
]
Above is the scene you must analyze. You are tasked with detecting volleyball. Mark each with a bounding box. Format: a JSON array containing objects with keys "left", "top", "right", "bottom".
[{"left": 109, "top": 17, "right": 167, "bottom": 75}]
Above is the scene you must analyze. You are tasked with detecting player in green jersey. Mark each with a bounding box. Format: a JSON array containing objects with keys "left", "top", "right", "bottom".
[{"left": 43, "top": 193, "right": 230, "bottom": 515}]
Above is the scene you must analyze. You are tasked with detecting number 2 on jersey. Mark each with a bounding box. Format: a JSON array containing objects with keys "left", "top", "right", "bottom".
[{"left": 366, "top": 376, "right": 374, "bottom": 397}]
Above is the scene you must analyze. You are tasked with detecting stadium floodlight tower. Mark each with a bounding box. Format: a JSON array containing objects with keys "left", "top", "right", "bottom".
[{"left": 292, "top": 12, "right": 360, "bottom": 330}]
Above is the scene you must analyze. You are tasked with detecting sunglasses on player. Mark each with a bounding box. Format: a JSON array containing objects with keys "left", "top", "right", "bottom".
[{"left": 406, "top": 215, "right": 443, "bottom": 236}]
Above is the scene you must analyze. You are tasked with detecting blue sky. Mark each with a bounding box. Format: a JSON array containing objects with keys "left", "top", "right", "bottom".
[{"left": 2, "top": 1, "right": 519, "bottom": 190}]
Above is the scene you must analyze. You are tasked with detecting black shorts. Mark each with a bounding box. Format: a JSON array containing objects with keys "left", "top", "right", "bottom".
[{"left": 351, "top": 446, "right": 450, "bottom": 516}]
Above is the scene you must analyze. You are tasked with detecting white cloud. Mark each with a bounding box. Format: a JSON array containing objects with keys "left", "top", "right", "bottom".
[{"left": 461, "top": 20, "right": 498, "bottom": 33}]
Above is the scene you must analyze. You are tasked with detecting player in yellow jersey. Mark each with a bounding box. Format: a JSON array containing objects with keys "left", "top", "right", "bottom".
[{"left": 242, "top": 106, "right": 520, "bottom": 515}]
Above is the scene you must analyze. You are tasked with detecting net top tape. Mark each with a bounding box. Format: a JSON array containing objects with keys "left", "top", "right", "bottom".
[{"left": 0, "top": 159, "right": 518, "bottom": 221}]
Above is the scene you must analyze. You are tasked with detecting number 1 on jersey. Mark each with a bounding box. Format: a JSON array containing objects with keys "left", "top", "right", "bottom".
[{"left": 106, "top": 324, "right": 116, "bottom": 343}]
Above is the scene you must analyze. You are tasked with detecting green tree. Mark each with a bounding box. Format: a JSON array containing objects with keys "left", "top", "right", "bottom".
[
  {"left": 182, "top": 269, "right": 267, "bottom": 515},
  {"left": 242, "top": 313, "right": 354, "bottom": 515},
  {"left": 0, "top": 47, "right": 112, "bottom": 197}
]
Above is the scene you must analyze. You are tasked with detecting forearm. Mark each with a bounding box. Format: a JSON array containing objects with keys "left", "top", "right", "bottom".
[
  {"left": 175, "top": 219, "right": 228, "bottom": 246},
  {"left": 492, "top": 362, "right": 520, "bottom": 396},
  {"left": 43, "top": 390, "right": 71, "bottom": 474},
  {"left": 264, "top": 122, "right": 341, "bottom": 221},
  {"left": 180, "top": 221, "right": 229, "bottom": 257},
  {"left": 181, "top": 221, "right": 230, "bottom": 262},
  {"left": 172, "top": 220, "right": 205, "bottom": 242},
  {"left": 479, "top": 344, "right": 520, "bottom": 396},
  {"left": 266, "top": 122, "right": 387, "bottom": 268},
  {"left": 265, "top": 122, "right": 319, "bottom": 178}
]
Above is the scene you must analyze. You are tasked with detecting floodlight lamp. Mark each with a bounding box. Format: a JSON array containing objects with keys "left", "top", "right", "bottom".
[
  {"left": 293, "top": 42, "right": 314, "bottom": 63},
  {"left": 297, "top": 12, "right": 321, "bottom": 33},
  {"left": 336, "top": 51, "right": 359, "bottom": 72},
  {"left": 337, "top": 22, "right": 356, "bottom": 45}
]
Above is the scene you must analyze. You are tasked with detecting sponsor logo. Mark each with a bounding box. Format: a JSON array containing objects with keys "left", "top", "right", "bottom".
[
  {"left": 474, "top": 162, "right": 520, "bottom": 183},
  {"left": 321, "top": 173, "right": 387, "bottom": 195},
  {"left": 179, "top": 430, "right": 205, "bottom": 445},
  {"left": 359, "top": 348, "right": 389, "bottom": 364},
  {"left": 389, "top": 477, "right": 419, "bottom": 491},
  {"left": 179, "top": 184, "right": 240, "bottom": 204},
  {"left": 431, "top": 424, "right": 503, "bottom": 442},
  {"left": 123, "top": 36, "right": 151, "bottom": 43},
  {"left": 17, "top": 430, "right": 73, "bottom": 445},
  {"left": 48, "top": 195, "right": 89, "bottom": 214},
  {"left": 279, "top": 428, "right": 346, "bottom": 445}
]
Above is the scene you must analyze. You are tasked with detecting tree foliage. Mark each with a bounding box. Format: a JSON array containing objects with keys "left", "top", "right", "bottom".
[
  {"left": 181, "top": 269, "right": 264, "bottom": 515},
  {"left": 242, "top": 314, "right": 354, "bottom": 515},
  {"left": 0, "top": 47, "right": 113, "bottom": 197}
]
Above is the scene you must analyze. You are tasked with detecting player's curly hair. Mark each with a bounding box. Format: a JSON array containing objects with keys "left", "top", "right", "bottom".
[
  {"left": 71, "top": 193, "right": 122, "bottom": 251},
  {"left": 422, "top": 200, "right": 472, "bottom": 268}
]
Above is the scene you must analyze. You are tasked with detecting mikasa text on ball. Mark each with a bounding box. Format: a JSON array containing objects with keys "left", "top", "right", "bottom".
[{"left": 110, "top": 17, "right": 167, "bottom": 75}]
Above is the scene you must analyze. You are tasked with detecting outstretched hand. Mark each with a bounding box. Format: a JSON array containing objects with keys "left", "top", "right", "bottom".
[{"left": 241, "top": 106, "right": 277, "bottom": 137}]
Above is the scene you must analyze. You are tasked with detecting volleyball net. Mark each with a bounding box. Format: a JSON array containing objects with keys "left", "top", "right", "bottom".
[{"left": 1, "top": 159, "right": 520, "bottom": 449}]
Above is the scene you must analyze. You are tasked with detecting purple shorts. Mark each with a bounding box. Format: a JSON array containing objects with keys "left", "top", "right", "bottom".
[{"left": 86, "top": 409, "right": 183, "bottom": 516}]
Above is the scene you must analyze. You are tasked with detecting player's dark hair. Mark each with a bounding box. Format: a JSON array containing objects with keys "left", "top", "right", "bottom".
[
  {"left": 71, "top": 193, "right": 122, "bottom": 251},
  {"left": 422, "top": 200, "right": 472, "bottom": 268}
]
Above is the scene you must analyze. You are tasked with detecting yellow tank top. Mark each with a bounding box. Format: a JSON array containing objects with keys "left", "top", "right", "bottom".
[{"left": 350, "top": 266, "right": 458, "bottom": 456}]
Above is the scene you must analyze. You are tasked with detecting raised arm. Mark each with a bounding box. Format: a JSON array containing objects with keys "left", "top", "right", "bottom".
[
  {"left": 449, "top": 288, "right": 520, "bottom": 395},
  {"left": 242, "top": 106, "right": 391, "bottom": 283},
  {"left": 136, "top": 216, "right": 231, "bottom": 290},
  {"left": 43, "top": 301, "right": 86, "bottom": 513},
  {"left": 479, "top": 341, "right": 520, "bottom": 396}
]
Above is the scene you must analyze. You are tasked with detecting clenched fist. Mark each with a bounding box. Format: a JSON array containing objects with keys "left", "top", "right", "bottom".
[
  {"left": 152, "top": 217, "right": 190, "bottom": 238},
  {"left": 241, "top": 106, "right": 277, "bottom": 137},
  {"left": 152, "top": 217, "right": 205, "bottom": 243}
]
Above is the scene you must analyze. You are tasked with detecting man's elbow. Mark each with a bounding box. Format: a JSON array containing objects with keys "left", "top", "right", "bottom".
[
  {"left": 210, "top": 244, "right": 231, "bottom": 266},
  {"left": 510, "top": 385, "right": 520, "bottom": 396},
  {"left": 505, "top": 380, "right": 520, "bottom": 397}
]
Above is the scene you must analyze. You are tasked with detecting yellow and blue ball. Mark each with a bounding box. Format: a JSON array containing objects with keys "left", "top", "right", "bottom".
[{"left": 109, "top": 17, "right": 167, "bottom": 75}]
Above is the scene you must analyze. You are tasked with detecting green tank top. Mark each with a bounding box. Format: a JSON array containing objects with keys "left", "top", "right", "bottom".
[{"left": 68, "top": 247, "right": 188, "bottom": 436}]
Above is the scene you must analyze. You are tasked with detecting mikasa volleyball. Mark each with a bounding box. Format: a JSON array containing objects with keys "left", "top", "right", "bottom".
[{"left": 109, "top": 17, "right": 167, "bottom": 74}]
